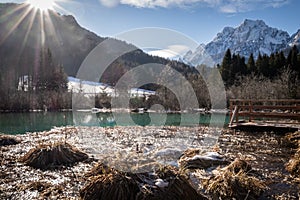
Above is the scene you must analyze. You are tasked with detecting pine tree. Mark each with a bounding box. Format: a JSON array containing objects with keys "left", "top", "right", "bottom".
[
  {"left": 220, "top": 49, "right": 232, "bottom": 87},
  {"left": 37, "top": 48, "right": 54, "bottom": 91},
  {"left": 36, "top": 48, "right": 68, "bottom": 92},
  {"left": 277, "top": 51, "right": 286, "bottom": 71},
  {"left": 287, "top": 45, "right": 299, "bottom": 77},
  {"left": 261, "top": 54, "right": 270, "bottom": 77},
  {"left": 48, "top": 65, "right": 68, "bottom": 92},
  {"left": 247, "top": 53, "right": 256, "bottom": 74},
  {"left": 256, "top": 53, "right": 270, "bottom": 77},
  {"left": 269, "top": 53, "right": 276, "bottom": 77},
  {"left": 255, "top": 53, "right": 263, "bottom": 74},
  {"left": 239, "top": 55, "right": 247, "bottom": 75},
  {"left": 287, "top": 45, "right": 299, "bottom": 68}
]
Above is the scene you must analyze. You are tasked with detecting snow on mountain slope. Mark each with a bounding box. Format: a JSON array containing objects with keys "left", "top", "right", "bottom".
[
  {"left": 184, "top": 19, "right": 292, "bottom": 66},
  {"left": 183, "top": 44, "right": 215, "bottom": 66},
  {"left": 290, "top": 29, "right": 300, "bottom": 46}
]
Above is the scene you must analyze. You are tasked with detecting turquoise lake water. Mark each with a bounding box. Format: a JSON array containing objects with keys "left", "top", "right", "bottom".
[{"left": 0, "top": 112, "right": 229, "bottom": 134}]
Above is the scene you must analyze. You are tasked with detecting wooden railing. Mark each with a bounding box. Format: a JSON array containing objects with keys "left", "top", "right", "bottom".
[{"left": 229, "top": 99, "right": 300, "bottom": 126}]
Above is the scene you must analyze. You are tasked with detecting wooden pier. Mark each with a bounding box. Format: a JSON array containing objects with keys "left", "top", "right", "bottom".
[{"left": 229, "top": 99, "right": 300, "bottom": 132}]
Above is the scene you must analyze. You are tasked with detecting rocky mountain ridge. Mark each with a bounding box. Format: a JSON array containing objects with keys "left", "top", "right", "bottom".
[{"left": 183, "top": 19, "right": 299, "bottom": 66}]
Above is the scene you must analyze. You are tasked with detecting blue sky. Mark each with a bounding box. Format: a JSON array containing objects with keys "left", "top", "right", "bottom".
[{"left": 1, "top": 0, "right": 299, "bottom": 45}]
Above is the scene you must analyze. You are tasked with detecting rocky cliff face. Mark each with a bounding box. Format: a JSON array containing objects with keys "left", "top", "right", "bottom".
[
  {"left": 290, "top": 29, "right": 300, "bottom": 46},
  {"left": 184, "top": 19, "right": 297, "bottom": 66}
]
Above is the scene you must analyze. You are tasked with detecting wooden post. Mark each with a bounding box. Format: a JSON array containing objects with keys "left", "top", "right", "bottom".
[
  {"left": 249, "top": 100, "right": 253, "bottom": 122},
  {"left": 229, "top": 100, "right": 233, "bottom": 122},
  {"left": 229, "top": 105, "right": 239, "bottom": 126},
  {"left": 235, "top": 100, "right": 239, "bottom": 124}
]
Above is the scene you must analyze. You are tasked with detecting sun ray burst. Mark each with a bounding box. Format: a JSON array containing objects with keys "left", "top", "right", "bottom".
[
  {"left": 17, "top": 9, "right": 38, "bottom": 68},
  {"left": 26, "top": 0, "right": 56, "bottom": 11},
  {"left": 0, "top": 3, "right": 28, "bottom": 22},
  {"left": 0, "top": 6, "right": 32, "bottom": 46},
  {"left": 0, "top": 0, "right": 72, "bottom": 80}
]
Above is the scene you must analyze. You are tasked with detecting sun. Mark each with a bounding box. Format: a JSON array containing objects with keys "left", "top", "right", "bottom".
[{"left": 26, "top": 0, "right": 56, "bottom": 11}]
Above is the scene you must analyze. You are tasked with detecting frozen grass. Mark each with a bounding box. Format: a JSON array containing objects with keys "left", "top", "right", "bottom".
[
  {"left": 283, "top": 131, "right": 300, "bottom": 148},
  {"left": 285, "top": 132, "right": 300, "bottom": 178},
  {"left": 81, "top": 164, "right": 207, "bottom": 200},
  {"left": 203, "top": 159, "right": 267, "bottom": 199},
  {"left": 286, "top": 148, "right": 300, "bottom": 177},
  {"left": 0, "top": 134, "right": 20, "bottom": 146},
  {"left": 1, "top": 127, "right": 300, "bottom": 199},
  {"left": 20, "top": 142, "right": 89, "bottom": 170},
  {"left": 80, "top": 170, "right": 140, "bottom": 200}
]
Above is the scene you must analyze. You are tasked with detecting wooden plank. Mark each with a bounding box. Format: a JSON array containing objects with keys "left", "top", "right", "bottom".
[
  {"left": 235, "top": 105, "right": 300, "bottom": 110},
  {"left": 230, "top": 123, "right": 299, "bottom": 133},
  {"left": 237, "top": 112, "right": 300, "bottom": 119},
  {"left": 230, "top": 99, "right": 300, "bottom": 103}
]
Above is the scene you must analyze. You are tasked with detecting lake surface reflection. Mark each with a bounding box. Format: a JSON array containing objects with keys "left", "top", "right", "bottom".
[{"left": 0, "top": 111, "right": 229, "bottom": 134}]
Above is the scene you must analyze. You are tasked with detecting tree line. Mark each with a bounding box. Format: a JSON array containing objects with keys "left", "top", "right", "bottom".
[
  {"left": 0, "top": 46, "right": 212, "bottom": 112},
  {"left": 219, "top": 45, "right": 300, "bottom": 88},
  {"left": 0, "top": 48, "right": 70, "bottom": 112},
  {"left": 219, "top": 45, "right": 300, "bottom": 100},
  {"left": 1, "top": 45, "right": 299, "bottom": 112}
]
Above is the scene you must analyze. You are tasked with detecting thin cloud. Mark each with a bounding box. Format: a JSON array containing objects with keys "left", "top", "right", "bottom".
[
  {"left": 147, "top": 45, "right": 190, "bottom": 59},
  {"left": 120, "top": 0, "right": 214, "bottom": 8},
  {"left": 220, "top": 4, "right": 237, "bottom": 13},
  {"left": 219, "top": 0, "right": 290, "bottom": 13},
  {"left": 98, "top": 0, "right": 291, "bottom": 13},
  {"left": 98, "top": 0, "right": 120, "bottom": 8}
]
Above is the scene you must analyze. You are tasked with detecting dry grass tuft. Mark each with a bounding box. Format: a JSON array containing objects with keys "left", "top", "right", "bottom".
[
  {"left": 283, "top": 131, "right": 300, "bottom": 148},
  {"left": 80, "top": 170, "right": 139, "bottom": 200},
  {"left": 226, "top": 158, "right": 252, "bottom": 174},
  {"left": 286, "top": 148, "right": 300, "bottom": 177},
  {"left": 285, "top": 131, "right": 300, "bottom": 178},
  {"left": 21, "top": 181, "right": 52, "bottom": 192},
  {"left": 136, "top": 166, "right": 206, "bottom": 200},
  {"left": 154, "top": 165, "right": 179, "bottom": 179},
  {"left": 81, "top": 163, "right": 207, "bottom": 200},
  {"left": 40, "top": 184, "right": 64, "bottom": 198},
  {"left": 203, "top": 159, "right": 266, "bottom": 200},
  {"left": 85, "top": 162, "right": 112, "bottom": 178},
  {"left": 181, "top": 148, "right": 202, "bottom": 158},
  {"left": 0, "top": 134, "right": 20, "bottom": 146},
  {"left": 20, "top": 181, "right": 63, "bottom": 198},
  {"left": 20, "top": 142, "right": 88, "bottom": 170}
]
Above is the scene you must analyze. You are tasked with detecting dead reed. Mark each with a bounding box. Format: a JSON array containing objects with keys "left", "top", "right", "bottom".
[
  {"left": 81, "top": 163, "right": 207, "bottom": 200},
  {"left": 20, "top": 142, "right": 88, "bottom": 170},
  {"left": 203, "top": 159, "right": 266, "bottom": 200},
  {"left": 285, "top": 131, "right": 300, "bottom": 178},
  {"left": 0, "top": 134, "right": 20, "bottom": 146},
  {"left": 286, "top": 148, "right": 300, "bottom": 177}
]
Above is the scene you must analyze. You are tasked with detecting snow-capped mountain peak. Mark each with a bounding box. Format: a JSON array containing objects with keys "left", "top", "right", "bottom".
[
  {"left": 242, "top": 19, "right": 266, "bottom": 27},
  {"left": 184, "top": 19, "right": 294, "bottom": 66},
  {"left": 182, "top": 44, "right": 215, "bottom": 66},
  {"left": 290, "top": 29, "right": 300, "bottom": 46}
]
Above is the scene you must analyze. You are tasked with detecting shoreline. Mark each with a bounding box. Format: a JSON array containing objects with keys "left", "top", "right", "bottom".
[{"left": 0, "top": 108, "right": 230, "bottom": 114}]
